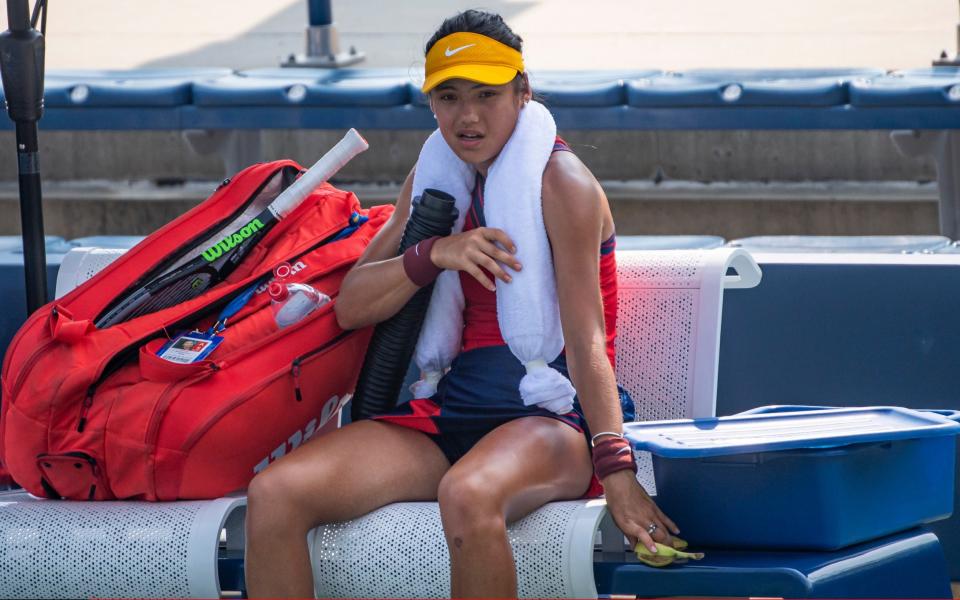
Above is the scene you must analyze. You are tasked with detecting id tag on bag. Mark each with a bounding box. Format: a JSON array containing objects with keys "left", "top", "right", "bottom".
[{"left": 157, "top": 331, "right": 223, "bottom": 364}]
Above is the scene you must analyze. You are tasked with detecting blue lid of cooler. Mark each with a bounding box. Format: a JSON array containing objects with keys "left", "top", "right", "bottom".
[{"left": 624, "top": 406, "right": 960, "bottom": 458}]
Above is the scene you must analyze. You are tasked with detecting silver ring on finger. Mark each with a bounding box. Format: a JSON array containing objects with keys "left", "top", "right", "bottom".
[{"left": 646, "top": 523, "right": 658, "bottom": 535}]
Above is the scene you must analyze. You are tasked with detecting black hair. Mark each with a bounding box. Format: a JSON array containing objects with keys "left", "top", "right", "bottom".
[
  {"left": 425, "top": 10, "right": 538, "bottom": 100},
  {"left": 425, "top": 10, "right": 523, "bottom": 56}
]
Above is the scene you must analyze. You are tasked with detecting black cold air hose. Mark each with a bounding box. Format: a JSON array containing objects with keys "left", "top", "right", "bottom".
[{"left": 351, "top": 189, "right": 459, "bottom": 420}]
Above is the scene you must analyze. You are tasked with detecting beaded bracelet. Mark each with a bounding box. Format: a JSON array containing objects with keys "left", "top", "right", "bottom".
[{"left": 590, "top": 431, "right": 624, "bottom": 447}]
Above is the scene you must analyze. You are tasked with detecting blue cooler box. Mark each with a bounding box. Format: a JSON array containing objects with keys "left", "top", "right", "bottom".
[{"left": 624, "top": 406, "right": 960, "bottom": 550}]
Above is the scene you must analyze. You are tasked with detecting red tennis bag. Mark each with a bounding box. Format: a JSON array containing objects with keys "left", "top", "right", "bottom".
[{"left": 0, "top": 159, "right": 392, "bottom": 501}]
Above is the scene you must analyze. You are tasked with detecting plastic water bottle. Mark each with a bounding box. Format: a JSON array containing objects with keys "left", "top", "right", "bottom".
[{"left": 268, "top": 282, "right": 330, "bottom": 329}]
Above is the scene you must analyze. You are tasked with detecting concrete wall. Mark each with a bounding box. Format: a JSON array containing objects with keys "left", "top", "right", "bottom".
[
  {"left": 0, "top": 179, "right": 938, "bottom": 240},
  {"left": 0, "top": 129, "right": 938, "bottom": 182},
  {"left": 607, "top": 197, "right": 938, "bottom": 238},
  {"left": 0, "top": 129, "right": 941, "bottom": 239}
]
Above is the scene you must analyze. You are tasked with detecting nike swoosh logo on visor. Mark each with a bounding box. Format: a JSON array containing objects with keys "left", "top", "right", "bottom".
[{"left": 445, "top": 44, "right": 476, "bottom": 57}]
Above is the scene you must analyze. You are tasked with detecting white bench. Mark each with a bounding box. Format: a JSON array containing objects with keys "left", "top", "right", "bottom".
[
  {"left": 0, "top": 490, "right": 245, "bottom": 599},
  {"left": 306, "top": 248, "right": 761, "bottom": 598},
  {"left": 0, "top": 246, "right": 761, "bottom": 598}
]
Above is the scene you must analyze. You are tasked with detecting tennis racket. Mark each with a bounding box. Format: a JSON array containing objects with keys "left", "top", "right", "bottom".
[{"left": 95, "top": 129, "right": 368, "bottom": 328}]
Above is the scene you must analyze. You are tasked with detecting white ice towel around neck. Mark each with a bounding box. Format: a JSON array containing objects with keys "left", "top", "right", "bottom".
[{"left": 408, "top": 101, "right": 575, "bottom": 415}]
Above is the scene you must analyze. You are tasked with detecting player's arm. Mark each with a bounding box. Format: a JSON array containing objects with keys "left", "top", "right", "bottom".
[
  {"left": 336, "top": 165, "right": 519, "bottom": 329},
  {"left": 335, "top": 168, "right": 421, "bottom": 329},
  {"left": 541, "top": 155, "right": 622, "bottom": 435},
  {"left": 543, "top": 153, "right": 680, "bottom": 552}
]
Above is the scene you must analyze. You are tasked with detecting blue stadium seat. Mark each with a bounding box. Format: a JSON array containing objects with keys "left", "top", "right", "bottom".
[
  {"left": 527, "top": 70, "right": 660, "bottom": 107},
  {"left": 43, "top": 69, "right": 230, "bottom": 107},
  {"left": 34, "top": 69, "right": 231, "bottom": 130},
  {"left": 196, "top": 69, "right": 410, "bottom": 107},
  {"left": 850, "top": 70, "right": 960, "bottom": 107},
  {"left": 396, "top": 69, "right": 664, "bottom": 108},
  {"left": 0, "top": 67, "right": 957, "bottom": 130},
  {"left": 185, "top": 68, "right": 431, "bottom": 129},
  {"left": 893, "top": 67, "right": 960, "bottom": 78},
  {"left": 243, "top": 67, "right": 425, "bottom": 106},
  {"left": 0, "top": 68, "right": 230, "bottom": 105},
  {"left": 626, "top": 68, "right": 884, "bottom": 107}
]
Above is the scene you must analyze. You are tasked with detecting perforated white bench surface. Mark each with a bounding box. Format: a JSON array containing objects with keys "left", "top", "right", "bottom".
[
  {"left": 309, "top": 500, "right": 607, "bottom": 598},
  {"left": 0, "top": 491, "right": 244, "bottom": 599}
]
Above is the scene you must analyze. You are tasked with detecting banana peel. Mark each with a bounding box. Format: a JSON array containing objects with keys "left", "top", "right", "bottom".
[{"left": 634, "top": 537, "right": 704, "bottom": 567}]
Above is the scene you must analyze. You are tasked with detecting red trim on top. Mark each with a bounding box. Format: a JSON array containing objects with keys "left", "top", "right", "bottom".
[{"left": 372, "top": 398, "right": 442, "bottom": 435}]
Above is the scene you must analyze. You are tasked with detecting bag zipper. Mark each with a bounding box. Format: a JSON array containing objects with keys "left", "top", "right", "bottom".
[
  {"left": 291, "top": 361, "right": 302, "bottom": 402},
  {"left": 77, "top": 388, "right": 95, "bottom": 433},
  {"left": 145, "top": 363, "right": 221, "bottom": 451},
  {"left": 289, "top": 330, "right": 352, "bottom": 405},
  {"left": 2, "top": 305, "right": 51, "bottom": 381},
  {"left": 5, "top": 305, "right": 60, "bottom": 403},
  {"left": 8, "top": 338, "right": 56, "bottom": 406},
  {"left": 178, "top": 368, "right": 288, "bottom": 453},
  {"left": 76, "top": 347, "right": 140, "bottom": 433},
  {"left": 203, "top": 295, "right": 336, "bottom": 378},
  {"left": 179, "top": 329, "right": 356, "bottom": 453}
]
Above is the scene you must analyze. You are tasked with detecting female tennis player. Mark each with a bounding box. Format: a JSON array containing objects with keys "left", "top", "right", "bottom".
[{"left": 245, "top": 10, "right": 679, "bottom": 597}]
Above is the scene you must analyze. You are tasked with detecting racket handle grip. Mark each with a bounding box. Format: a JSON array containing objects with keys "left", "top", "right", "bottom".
[{"left": 271, "top": 128, "right": 369, "bottom": 219}]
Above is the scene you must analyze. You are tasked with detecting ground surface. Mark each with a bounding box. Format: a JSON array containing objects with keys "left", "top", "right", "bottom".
[{"left": 43, "top": 1, "right": 959, "bottom": 72}]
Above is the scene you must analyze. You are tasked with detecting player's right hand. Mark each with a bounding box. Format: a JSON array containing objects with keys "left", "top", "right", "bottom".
[{"left": 430, "top": 227, "right": 521, "bottom": 291}]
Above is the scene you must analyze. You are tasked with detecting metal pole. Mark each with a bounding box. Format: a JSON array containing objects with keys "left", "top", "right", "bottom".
[
  {"left": 307, "top": 0, "right": 333, "bottom": 27},
  {"left": 14, "top": 123, "right": 47, "bottom": 311},
  {"left": 0, "top": 0, "right": 48, "bottom": 314},
  {"left": 933, "top": 1, "right": 960, "bottom": 65},
  {"left": 282, "top": 0, "right": 364, "bottom": 68}
]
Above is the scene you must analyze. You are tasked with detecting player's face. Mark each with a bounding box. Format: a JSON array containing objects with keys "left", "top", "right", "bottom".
[{"left": 430, "top": 77, "right": 529, "bottom": 174}]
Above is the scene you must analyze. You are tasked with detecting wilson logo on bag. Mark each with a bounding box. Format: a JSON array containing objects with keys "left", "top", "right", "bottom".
[
  {"left": 0, "top": 160, "right": 392, "bottom": 501},
  {"left": 253, "top": 393, "right": 346, "bottom": 475}
]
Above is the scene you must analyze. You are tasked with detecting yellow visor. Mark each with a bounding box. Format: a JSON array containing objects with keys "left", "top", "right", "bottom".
[{"left": 422, "top": 31, "right": 524, "bottom": 93}]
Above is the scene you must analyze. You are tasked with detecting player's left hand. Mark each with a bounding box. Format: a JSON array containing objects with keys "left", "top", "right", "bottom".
[{"left": 600, "top": 469, "right": 680, "bottom": 553}]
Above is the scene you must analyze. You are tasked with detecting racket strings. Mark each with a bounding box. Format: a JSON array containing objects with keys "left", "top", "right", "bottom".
[{"left": 109, "top": 274, "right": 213, "bottom": 325}]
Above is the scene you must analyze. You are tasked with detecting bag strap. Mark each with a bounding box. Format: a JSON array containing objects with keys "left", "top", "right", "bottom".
[{"left": 48, "top": 305, "right": 93, "bottom": 344}]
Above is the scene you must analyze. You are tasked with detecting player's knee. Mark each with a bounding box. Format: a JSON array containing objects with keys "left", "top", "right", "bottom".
[
  {"left": 247, "top": 465, "right": 310, "bottom": 533},
  {"left": 437, "top": 469, "right": 504, "bottom": 535}
]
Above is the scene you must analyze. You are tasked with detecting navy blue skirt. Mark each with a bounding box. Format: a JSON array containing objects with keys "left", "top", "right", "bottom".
[{"left": 371, "top": 345, "right": 634, "bottom": 467}]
